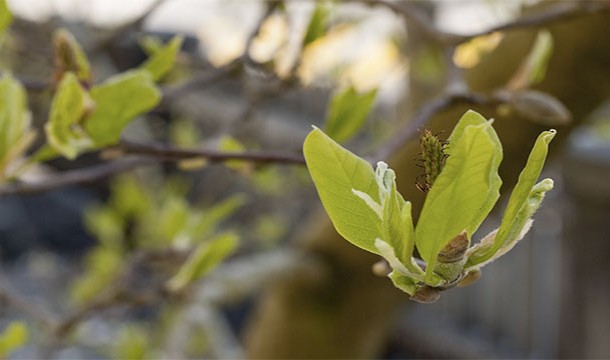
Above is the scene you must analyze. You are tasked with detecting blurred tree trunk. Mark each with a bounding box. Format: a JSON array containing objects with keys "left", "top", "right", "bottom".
[{"left": 244, "top": 4, "right": 610, "bottom": 358}]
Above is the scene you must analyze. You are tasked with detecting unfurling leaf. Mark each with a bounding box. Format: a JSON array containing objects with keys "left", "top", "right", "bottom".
[
  {"left": 466, "top": 129, "right": 556, "bottom": 268},
  {"left": 0, "top": 73, "right": 35, "bottom": 181},
  {"left": 415, "top": 110, "right": 502, "bottom": 282},
  {"left": 166, "top": 232, "right": 239, "bottom": 292},
  {"left": 325, "top": 86, "right": 377, "bottom": 143},
  {"left": 85, "top": 70, "right": 161, "bottom": 146},
  {"left": 45, "top": 72, "right": 94, "bottom": 159},
  {"left": 140, "top": 35, "right": 184, "bottom": 82},
  {"left": 53, "top": 28, "right": 92, "bottom": 83},
  {"left": 303, "top": 110, "right": 555, "bottom": 302}
]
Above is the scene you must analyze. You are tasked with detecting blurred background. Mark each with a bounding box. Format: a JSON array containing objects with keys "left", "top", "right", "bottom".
[{"left": 1, "top": 0, "right": 610, "bottom": 358}]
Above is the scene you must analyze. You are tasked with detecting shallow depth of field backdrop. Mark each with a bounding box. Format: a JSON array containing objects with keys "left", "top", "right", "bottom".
[{"left": 1, "top": 0, "right": 610, "bottom": 359}]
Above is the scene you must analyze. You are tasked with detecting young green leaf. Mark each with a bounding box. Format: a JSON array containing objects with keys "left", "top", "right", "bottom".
[
  {"left": 508, "top": 30, "right": 553, "bottom": 90},
  {"left": 0, "top": 73, "right": 35, "bottom": 181},
  {"left": 53, "top": 28, "right": 92, "bottom": 83},
  {"left": 303, "top": 2, "right": 330, "bottom": 46},
  {"left": 467, "top": 130, "right": 556, "bottom": 267},
  {"left": 0, "top": 0, "right": 12, "bottom": 34},
  {"left": 140, "top": 35, "right": 184, "bottom": 82},
  {"left": 85, "top": 70, "right": 161, "bottom": 146},
  {"left": 166, "top": 232, "right": 239, "bottom": 292},
  {"left": 325, "top": 86, "right": 378, "bottom": 143},
  {"left": 0, "top": 322, "right": 28, "bottom": 358},
  {"left": 304, "top": 127, "right": 382, "bottom": 254},
  {"left": 416, "top": 113, "right": 502, "bottom": 282},
  {"left": 45, "top": 72, "right": 94, "bottom": 159},
  {"left": 112, "top": 325, "right": 150, "bottom": 360}
]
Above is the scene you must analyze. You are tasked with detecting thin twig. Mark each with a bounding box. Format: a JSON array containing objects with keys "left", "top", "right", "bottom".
[
  {"left": 119, "top": 140, "right": 306, "bottom": 165},
  {"left": 0, "top": 157, "right": 154, "bottom": 197},
  {"left": 0, "top": 272, "right": 56, "bottom": 330}
]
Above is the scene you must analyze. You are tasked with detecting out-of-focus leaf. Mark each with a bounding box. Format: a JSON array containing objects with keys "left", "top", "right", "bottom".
[
  {"left": 0, "top": 322, "right": 28, "bottom": 358},
  {"left": 140, "top": 35, "right": 183, "bottom": 82},
  {"left": 166, "top": 232, "right": 239, "bottom": 292},
  {"left": 84, "top": 205, "right": 124, "bottom": 251},
  {"left": 219, "top": 135, "right": 251, "bottom": 174},
  {"left": 112, "top": 325, "right": 149, "bottom": 360},
  {"left": 158, "top": 197, "right": 190, "bottom": 244},
  {"left": 138, "top": 35, "right": 164, "bottom": 56},
  {"left": 70, "top": 246, "right": 123, "bottom": 304},
  {"left": 0, "top": 0, "right": 12, "bottom": 34},
  {"left": 170, "top": 118, "right": 201, "bottom": 148},
  {"left": 45, "top": 72, "right": 94, "bottom": 159},
  {"left": 0, "top": 73, "right": 35, "bottom": 181},
  {"left": 53, "top": 28, "right": 92, "bottom": 83},
  {"left": 303, "top": 2, "right": 330, "bottom": 46},
  {"left": 508, "top": 30, "right": 553, "bottom": 90},
  {"left": 453, "top": 32, "right": 503, "bottom": 69},
  {"left": 467, "top": 130, "right": 555, "bottom": 267},
  {"left": 303, "top": 127, "right": 382, "bottom": 254},
  {"left": 325, "top": 86, "right": 377, "bottom": 143},
  {"left": 415, "top": 111, "right": 502, "bottom": 283},
  {"left": 85, "top": 70, "right": 161, "bottom": 146},
  {"left": 109, "top": 175, "right": 152, "bottom": 219},
  {"left": 190, "top": 194, "right": 246, "bottom": 242}
]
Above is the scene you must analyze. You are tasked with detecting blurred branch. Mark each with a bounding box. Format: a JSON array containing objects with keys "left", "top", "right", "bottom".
[
  {"left": 0, "top": 157, "right": 154, "bottom": 197},
  {"left": 119, "top": 140, "right": 305, "bottom": 165},
  {"left": 0, "top": 272, "right": 56, "bottom": 330},
  {"left": 357, "top": 0, "right": 610, "bottom": 45}
]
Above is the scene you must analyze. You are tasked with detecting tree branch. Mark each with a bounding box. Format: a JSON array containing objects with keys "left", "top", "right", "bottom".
[{"left": 119, "top": 140, "right": 305, "bottom": 165}]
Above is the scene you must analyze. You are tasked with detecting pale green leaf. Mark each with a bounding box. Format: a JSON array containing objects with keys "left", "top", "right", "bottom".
[
  {"left": 509, "top": 30, "right": 553, "bottom": 89},
  {"left": 166, "top": 232, "right": 239, "bottom": 292},
  {"left": 0, "top": 0, "right": 12, "bottom": 34},
  {"left": 325, "top": 86, "right": 377, "bottom": 143},
  {"left": 416, "top": 112, "right": 502, "bottom": 282},
  {"left": 190, "top": 194, "right": 247, "bottom": 241},
  {"left": 70, "top": 246, "right": 123, "bottom": 304},
  {"left": 112, "top": 325, "right": 149, "bottom": 360},
  {"left": 45, "top": 72, "right": 93, "bottom": 159},
  {"left": 303, "top": 2, "right": 330, "bottom": 46},
  {"left": 0, "top": 322, "right": 28, "bottom": 358},
  {"left": 85, "top": 70, "right": 161, "bottom": 146},
  {"left": 53, "top": 29, "right": 92, "bottom": 83},
  {"left": 140, "top": 35, "right": 184, "bottom": 82},
  {"left": 467, "top": 130, "right": 555, "bottom": 267},
  {"left": 303, "top": 127, "right": 382, "bottom": 254},
  {"left": 0, "top": 73, "right": 35, "bottom": 179}
]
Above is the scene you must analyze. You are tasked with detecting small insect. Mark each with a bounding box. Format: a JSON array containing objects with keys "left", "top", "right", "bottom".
[{"left": 415, "top": 129, "right": 448, "bottom": 193}]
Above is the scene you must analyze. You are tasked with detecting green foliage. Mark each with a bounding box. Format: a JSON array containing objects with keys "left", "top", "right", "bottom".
[
  {"left": 509, "top": 30, "right": 553, "bottom": 89},
  {"left": 112, "top": 325, "right": 150, "bottom": 360},
  {"left": 415, "top": 111, "right": 502, "bottom": 281},
  {"left": 0, "top": 0, "right": 12, "bottom": 35},
  {"left": 53, "top": 29, "right": 92, "bottom": 83},
  {"left": 0, "top": 73, "right": 35, "bottom": 182},
  {"left": 0, "top": 322, "right": 28, "bottom": 358},
  {"left": 303, "top": 110, "right": 555, "bottom": 300},
  {"left": 303, "top": 127, "right": 381, "bottom": 254},
  {"left": 86, "top": 70, "right": 161, "bottom": 146},
  {"left": 303, "top": 2, "right": 330, "bottom": 46},
  {"left": 45, "top": 72, "right": 93, "bottom": 159},
  {"left": 70, "top": 246, "right": 123, "bottom": 304},
  {"left": 325, "top": 86, "right": 378, "bottom": 143},
  {"left": 166, "top": 232, "right": 239, "bottom": 292},
  {"left": 140, "top": 35, "right": 184, "bottom": 82}
]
